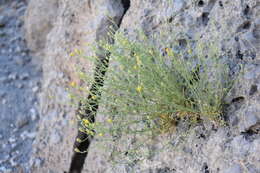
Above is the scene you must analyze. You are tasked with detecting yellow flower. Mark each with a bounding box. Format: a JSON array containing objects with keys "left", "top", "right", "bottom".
[
  {"left": 74, "top": 148, "right": 81, "bottom": 153},
  {"left": 188, "top": 49, "right": 192, "bottom": 55},
  {"left": 133, "top": 65, "right": 138, "bottom": 70},
  {"left": 69, "top": 52, "right": 75, "bottom": 57},
  {"left": 79, "top": 72, "right": 85, "bottom": 77},
  {"left": 68, "top": 93, "right": 74, "bottom": 99},
  {"left": 70, "top": 81, "right": 76, "bottom": 87},
  {"left": 86, "top": 129, "right": 94, "bottom": 136},
  {"left": 76, "top": 138, "right": 82, "bottom": 143},
  {"left": 74, "top": 48, "right": 80, "bottom": 55},
  {"left": 98, "top": 133, "right": 104, "bottom": 137},
  {"left": 136, "top": 56, "right": 142, "bottom": 66},
  {"left": 136, "top": 86, "right": 142, "bottom": 93},
  {"left": 82, "top": 118, "right": 90, "bottom": 125},
  {"left": 91, "top": 95, "right": 97, "bottom": 100},
  {"left": 165, "top": 48, "right": 171, "bottom": 54},
  {"left": 107, "top": 119, "right": 113, "bottom": 123},
  {"left": 79, "top": 127, "right": 85, "bottom": 133}
]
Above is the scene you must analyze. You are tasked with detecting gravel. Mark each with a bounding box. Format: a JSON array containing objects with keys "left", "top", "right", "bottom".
[{"left": 0, "top": 0, "right": 42, "bottom": 172}]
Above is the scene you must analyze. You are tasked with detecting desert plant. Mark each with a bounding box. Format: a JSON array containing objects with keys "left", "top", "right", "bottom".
[{"left": 71, "top": 30, "right": 234, "bottom": 163}]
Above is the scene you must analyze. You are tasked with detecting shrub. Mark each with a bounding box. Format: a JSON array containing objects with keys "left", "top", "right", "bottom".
[{"left": 71, "top": 30, "right": 233, "bottom": 163}]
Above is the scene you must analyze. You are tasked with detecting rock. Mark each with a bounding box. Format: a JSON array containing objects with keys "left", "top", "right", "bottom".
[
  {"left": 20, "top": 131, "right": 36, "bottom": 140},
  {"left": 30, "top": 108, "right": 38, "bottom": 121},
  {"left": 19, "top": 73, "right": 29, "bottom": 80},
  {"left": 9, "top": 156, "right": 18, "bottom": 167},
  {"left": 32, "top": 86, "right": 39, "bottom": 93},
  {"left": 24, "top": 0, "right": 260, "bottom": 172},
  {"left": 14, "top": 55, "right": 31, "bottom": 66},
  {"left": 15, "top": 19, "right": 23, "bottom": 28},
  {"left": 8, "top": 73, "right": 17, "bottom": 80},
  {"left": 8, "top": 47, "right": 13, "bottom": 53},
  {"left": 0, "top": 154, "right": 10, "bottom": 163},
  {"left": 0, "top": 76, "right": 9, "bottom": 83},
  {"left": 246, "top": 164, "right": 258, "bottom": 173},
  {"left": 11, "top": 143, "right": 17, "bottom": 149},
  {"left": 8, "top": 137, "right": 16, "bottom": 143},
  {"left": 24, "top": 0, "right": 59, "bottom": 52},
  {"left": 21, "top": 52, "right": 27, "bottom": 57},
  {"left": 1, "top": 48, "right": 7, "bottom": 54},
  {"left": 26, "top": 132, "right": 36, "bottom": 139},
  {"left": 172, "top": 0, "right": 186, "bottom": 13},
  {"left": 2, "top": 98, "right": 7, "bottom": 104},
  {"left": 0, "top": 167, "right": 7, "bottom": 172},
  {"left": 49, "top": 131, "right": 62, "bottom": 145},
  {"left": 34, "top": 158, "right": 43, "bottom": 167},
  {"left": 0, "top": 0, "right": 41, "bottom": 171},
  {"left": 14, "top": 56, "right": 26, "bottom": 66},
  {"left": 15, "top": 83, "right": 24, "bottom": 89},
  {"left": 16, "top": 116, "right": 30, "bottom": 129},
  {"left": 15, "top": 46, "right": 22, "bottom": 53},
  {"left": 0, "top": 15, "right": 7, "bottom": 27},
  {"left": 0, "top": 30, "right": 6, "bottom": 37},
  {"left": 224, "top": 164, "right": 242, "bottom": 173}
]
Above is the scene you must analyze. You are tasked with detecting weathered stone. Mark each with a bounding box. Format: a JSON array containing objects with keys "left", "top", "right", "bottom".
[
  {"left": 0, "top": 15, "right": 7, "bottom": 27},
  {"left": 22, "top": 0, "right": 260, "bottom": 172},
  {"left": 19, "top": 73, "right": 29, "bottom": 80},
  {"left": 30, "top": 108, "right": 38, "bottom": 121},
  {"left": 49, "top": 131, "right": 62, "bottom": 145},
  {"left": 15, "top": 116, "right": 30, "bottom": 129},
  {"left": 224, "top": 164, "right": 242, "bottom": 173},
  {"left": 24, "top": 0, "right": 59, "bottom": 52}
]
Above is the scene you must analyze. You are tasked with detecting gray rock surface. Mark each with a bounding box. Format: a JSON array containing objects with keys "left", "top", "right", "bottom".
[
  {"left": 85, "top": 0, "right": 260, "bottom": 172},
  {"left": 23, "top": 0, "right": 260, "bottom": 172}
]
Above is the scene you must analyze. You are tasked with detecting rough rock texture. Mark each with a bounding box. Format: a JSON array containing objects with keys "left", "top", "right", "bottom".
[
  {"left": 0, "top": 0, "right": 41, "bottom": 172},
  {"left": 24, "top": 0, "right": 59, "bottom": 53},
  {"left": 24, "top": 0, "right": 260, "bottom": 172},
  {"left": 25, "top": 0, "right": 125, "bottom": 172}
]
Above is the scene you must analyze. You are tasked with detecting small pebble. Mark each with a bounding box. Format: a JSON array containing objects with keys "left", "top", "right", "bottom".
[
  {"left": 0, "top": 15, "right": 7, "bottom": 27},
  {"left": 50, "top": 131, "right": 62, "bottom": 144},
  {"left": 9, "top": 156, "right": 17, "bottom": 167},
  {"left": 0, "top": 77, "right": 9, "bottom": 83},
  {"left": 30, "top": 108, "right": 38, "bottom": 121},
  {"left": 8, "top": 137, "right": 16, "bottom": 143},
  {"left": 0, "top": 154, "right": 10, "bottom": 164},
  {"left": 11, "top": 143, "right": 17, "bottom": 148},
  {"left": 2, "top": 99, "right": 7, "bottom": 104},
  {"left": 32, "top": 86, "right": 39, "bottom": 93},
  {"left": 15, "top": 83, "right": 24, "bottom": 88},
  {"left": 15, "top": 46, "right": 22, "bottom": 53},
  {"left": 16, "top": 116, "right": 30, "bottom": 129},
  {"left": 20, "top": 131, "right": 36, "bottom": 140},
  {"left": 8, "top": 73, "right": 17, "bottom": 80},
  {"left": 19, "top": 73, "right": 29, "bottom": 80},
  {"left": 34, "top": 158, "right": 43, "bottom": 167},
  {"left": 14, "top": 56, "right": 26, "bottom": 66}
]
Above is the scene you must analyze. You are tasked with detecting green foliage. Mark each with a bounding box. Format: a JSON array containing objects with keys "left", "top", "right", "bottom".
[{"left": 72, "top": 30, "right": 234, "bottom": 163}]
